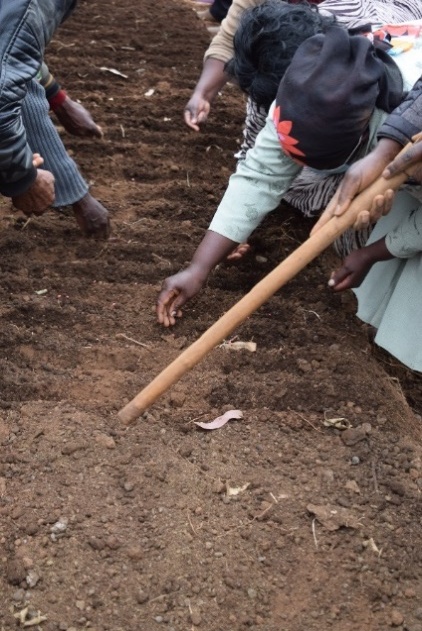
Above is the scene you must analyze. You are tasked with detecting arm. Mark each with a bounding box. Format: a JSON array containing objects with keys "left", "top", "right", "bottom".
[
  {"left": 310, "top": 106, "right": 401, "bottom": 234},
  {"left": 311, "top": 137, "right": 401, "bottom": 233},
  {"left": 157, "top": 231, "right": 238, "bottom": 327},
  {"left": 330, "top": 202, "right": 422, "bottom": 291},
  {"left": 184, "top": 0, "right": 255, "bottom": 130},
  {"left": 184, "top": 58, "right": 229, "bottom": 131},
  {"left": 329, "top": 237, "right": 393, "bottom": 292},
  {"left": 377, "top": 76, "right": 422, "bottom": 182},
  {"left": 39, "top": 61, "right": 103, "bottom": 138},
  {"left": 0, "top": 1, "right": 69, "bottom": 198},
  {"left": 378, "top": 75, "right": 422, "bottom": 148},
  {"left": 157, "top": 108, "right": 301, "bottom": 325}
]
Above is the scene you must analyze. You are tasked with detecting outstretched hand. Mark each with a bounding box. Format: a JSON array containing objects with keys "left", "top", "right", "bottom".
[
  {"left": 72, "top": 193, "right": 110, "bottom": 239},
  {"left": 329, "top": 236, "right": 392, "bottom": 292},
  {"left": 156, "top": 265, "right": 207, "bottom": 327},
  {"left": 328, "top": 249, "right": 374, "bottom": 292},
  {"left": 184, "top": 92, "right": 211, "bottom": 132},
  {"left": 53, "top": 95, "right": 103, "bottom": 138}
]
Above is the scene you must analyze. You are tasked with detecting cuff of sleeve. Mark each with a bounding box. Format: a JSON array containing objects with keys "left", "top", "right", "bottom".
[
  {"left": 0, "top": 166, "right": 38, "bottom": 198},
  {"left": 378, "top": 115, "right": 420, "bottom": 147},
  {"left": 48, "top": 89, "right": 67, "bottom": 111}
]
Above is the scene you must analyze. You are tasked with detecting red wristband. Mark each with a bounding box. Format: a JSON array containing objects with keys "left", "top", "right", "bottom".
[{"left": 48, "top": 89, "right": 67, "bottom": 111}]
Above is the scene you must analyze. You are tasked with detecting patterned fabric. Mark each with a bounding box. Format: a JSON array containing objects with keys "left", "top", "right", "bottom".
[
  {"left": 237, "top": 98, "right": 344, "bottom": 218},
  {"left": 226, "top": 102, "right": 387, "bottom": 256},
  {"left": 210, "top": 104, "right": 385, "bottom": 248},
  {"left": 318, "top": 0, "right": 422, "bottom": 28},
  {"left": 232, "top": 0, "right": 422, "bottom": 255},
  {"left": 205, "top": 0, "right": 422, "bottom": 63}
]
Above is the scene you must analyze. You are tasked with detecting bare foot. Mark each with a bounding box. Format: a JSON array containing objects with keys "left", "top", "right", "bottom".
[
  {"left": 226, "top": 243, "right": 251, "bottom": 262},
  {"left": 72, "top": 192, "right": 110, "bottom": 239}
]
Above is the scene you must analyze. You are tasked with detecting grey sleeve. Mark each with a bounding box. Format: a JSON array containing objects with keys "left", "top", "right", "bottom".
[{"left": 378, "top": 75, "right": 422, "bottom": 147}]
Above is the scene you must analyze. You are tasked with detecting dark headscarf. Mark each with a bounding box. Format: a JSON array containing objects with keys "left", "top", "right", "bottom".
[{"left": 273, "top": 26, "right": 404, "bottom": 169}]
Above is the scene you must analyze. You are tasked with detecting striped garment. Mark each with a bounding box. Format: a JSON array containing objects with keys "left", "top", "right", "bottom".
[
  {"left": 236, "top": 100, "right": 373, "bottom": 256},
  {"left": 318, "top": 0, "right": 422, "bottom": 29},
  {"left": 235, "top": 0, "right": 422, "bottom": 255},
  {"left": 22, "top": 79, "right": 89, "bottom": 207}
]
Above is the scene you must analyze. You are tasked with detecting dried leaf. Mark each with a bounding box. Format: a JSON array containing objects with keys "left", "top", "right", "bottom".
[
  {"left": 345, "top": 479, "right": 361, "bottom": 494},
  {"left": 14, "top": 608, "right": 48, "bottom": 627},
  {"left": 100, "top": 66, "right": 128, "bottom": 79},
  {"left": 220, "top": 340, "right": 257, "bottom": 352},
  {"left": 322, "top": 416, "right": 351, "bottom": 430},
  {"left": 364, "top": 537, "right": 382, "bottom": 556},
  {"left": 226, "top": 482, "right": 250, "bottom": 496},
  {"left": 307, "top": 503, "right": 363, "bottom": 531},
  {"left": 194, "top": 410, "right": 243, "bottom": 430}
]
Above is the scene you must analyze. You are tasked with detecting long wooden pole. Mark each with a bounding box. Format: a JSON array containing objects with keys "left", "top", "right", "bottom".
[{"left": 119, "top": 163, "right": 410, "bottom": 425}]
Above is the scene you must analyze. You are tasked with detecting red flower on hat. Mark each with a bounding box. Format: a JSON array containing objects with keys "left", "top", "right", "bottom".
[{"left": 273, "top": 105, "right": 305, "bottom": 162}]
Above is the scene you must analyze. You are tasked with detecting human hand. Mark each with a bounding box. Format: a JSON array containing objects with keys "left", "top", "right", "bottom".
[
  {"left": 383, "top": 137, "right": 422, "bottom": 183},
  {"left": 157, "top": 265, "right": 208, "bottom": 327},
  {"left": 12, "top": 169, "right": 55, "bottom": 215},
  {"left": 328, "top": 248, "right": 375, "bottom": 292},
  {"left": 184, "top": 92, "right": 211, "bottom": 131},
  {"left": 72, "top": 193, "right": 110, "bottom": 239},
  {"left": 53, "top": 95, "right": 103, "bottom": 138},
  {"left": 311, "top": 139, "right": 401, "bottom": 235},
  {"left": 32, "top": 153, "right": 44, "bottom": 168}
]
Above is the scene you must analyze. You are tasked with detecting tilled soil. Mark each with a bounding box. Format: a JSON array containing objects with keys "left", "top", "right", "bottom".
[{"left": 0, "top": 1, "right": 421, "bottom": 630}]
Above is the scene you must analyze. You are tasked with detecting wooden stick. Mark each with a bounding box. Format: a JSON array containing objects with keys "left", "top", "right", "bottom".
[{"left": 119, "top": 150, "right": 413, "bottom": 425}]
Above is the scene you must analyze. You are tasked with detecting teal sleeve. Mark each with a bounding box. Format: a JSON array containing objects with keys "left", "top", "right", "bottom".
[{"left": 209, "top": 105, "right": 302, "bottom": 243}]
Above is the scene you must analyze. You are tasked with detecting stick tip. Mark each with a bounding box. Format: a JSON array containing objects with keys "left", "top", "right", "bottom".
[{"left": 118, "top": 402, "right": 143, "bottom": 426}]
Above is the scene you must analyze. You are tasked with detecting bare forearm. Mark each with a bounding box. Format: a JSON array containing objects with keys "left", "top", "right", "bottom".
[
  {"left": 194, "top": 58, "right": 229, "bottom": 102},
  {"left": 191, "top": 230, "right": 238, "bottom": 276},
  {"left": 362, "top": 237, "right": 393, "bottom": 264}
]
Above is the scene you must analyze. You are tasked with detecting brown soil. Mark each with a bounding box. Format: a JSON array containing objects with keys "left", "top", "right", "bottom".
[{"left": 1, "top": 1, "right": 421, "bottom": 630}]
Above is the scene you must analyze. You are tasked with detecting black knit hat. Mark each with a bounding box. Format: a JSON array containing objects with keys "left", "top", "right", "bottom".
[{"left": 273, "top": 26, "right": 404, "bottom": 169}]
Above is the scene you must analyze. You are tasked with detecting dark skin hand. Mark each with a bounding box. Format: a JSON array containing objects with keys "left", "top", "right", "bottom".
[
  {"left": 184, "top": 58, "right": 229, "bottom": 131},
  {"left": 329, "top": 237, "right": 393, "bottom": 292},
  {"left": 157, "top": 230, "right": 237, "bottom": 326},
  {"left": 12, "top": 168, "right": 55, "bottom": 215},
  {"left": 72, "top": 192, "right": 110, "bottom": 239},
  {"left": 383, "top": 136, "right": 422, "bottom": 182},
  {"left": 311, "top": 138, "right": 402, "bottom": 234},
  {"left": 53, "top": 95, "right": 103, "bottom": 138}
]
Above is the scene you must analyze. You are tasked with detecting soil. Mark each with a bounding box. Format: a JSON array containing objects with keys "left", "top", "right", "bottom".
[{"left": 1, "top": 1, "right": 421, "bottom": 630}]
